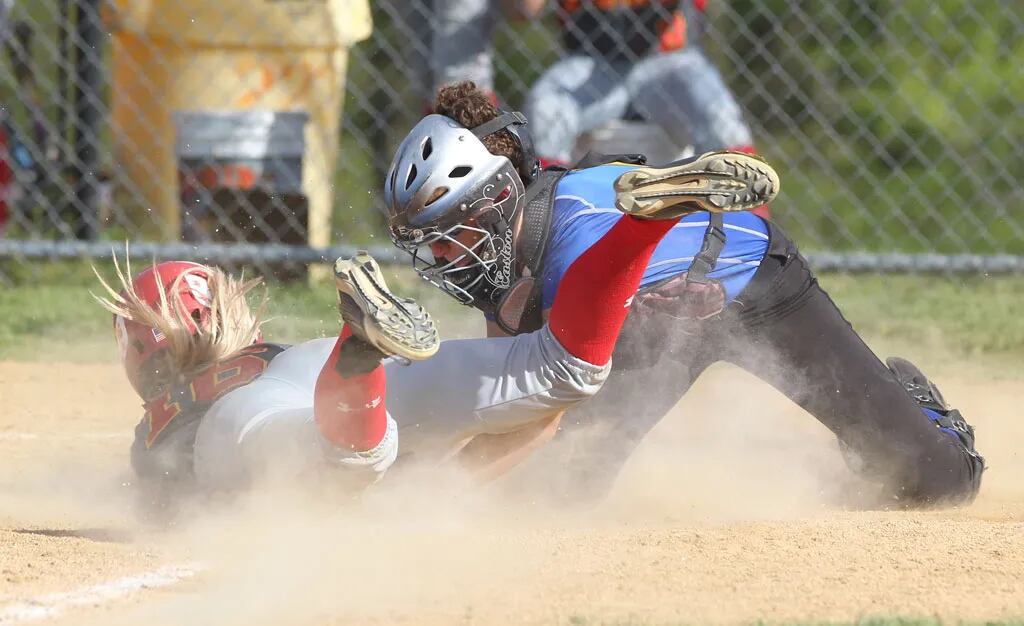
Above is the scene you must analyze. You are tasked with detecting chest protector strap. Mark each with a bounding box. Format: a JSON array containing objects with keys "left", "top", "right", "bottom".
[{"left": 683, "top": 212, "right": 725, "bottom": 285}]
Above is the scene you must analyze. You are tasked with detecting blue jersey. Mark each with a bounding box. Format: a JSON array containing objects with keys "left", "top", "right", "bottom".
[{"left": 540, "top": 164, "right": 770, "bottom": 310}]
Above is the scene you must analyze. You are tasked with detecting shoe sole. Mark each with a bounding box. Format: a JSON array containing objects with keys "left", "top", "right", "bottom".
[
  {"left": 613, "top": 151, "right": 781, "bottom": 219},
  {"left": 334, "top": 251, "right": 439, "bottom": 361}
]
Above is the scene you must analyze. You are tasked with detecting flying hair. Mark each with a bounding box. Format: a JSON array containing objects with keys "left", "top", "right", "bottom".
[{"left": 91, "top": 252, "right": 267, "bottom": 383}]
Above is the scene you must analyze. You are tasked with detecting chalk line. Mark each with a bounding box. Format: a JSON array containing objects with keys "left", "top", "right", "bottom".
[{"left": 0, "top": 564, "right": 200, "bottom": 624}]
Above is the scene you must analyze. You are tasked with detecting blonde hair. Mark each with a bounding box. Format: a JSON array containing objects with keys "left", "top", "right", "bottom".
[{"left": 92, "top": 254, "right": 267, "bottom": 384}]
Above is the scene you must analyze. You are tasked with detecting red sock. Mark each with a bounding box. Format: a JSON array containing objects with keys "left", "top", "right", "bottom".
[
  {"left": 548, "top": 216, "right": 679, "bottom": 365},
  {"left": 730, "top": 144, "right": 771, "bottom": 219},
  {"left": 314, "top": 326, "right": 388, "bottom": 452}
]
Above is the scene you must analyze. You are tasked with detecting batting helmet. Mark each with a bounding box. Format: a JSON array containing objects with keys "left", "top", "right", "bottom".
[{"left": 114, "top": 261, "right": 213, "bottom": 398}]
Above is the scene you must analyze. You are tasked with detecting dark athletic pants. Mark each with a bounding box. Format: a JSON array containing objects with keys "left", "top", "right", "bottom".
[{"left": 554, "top": 221, "right": 977, "bottom": 505}]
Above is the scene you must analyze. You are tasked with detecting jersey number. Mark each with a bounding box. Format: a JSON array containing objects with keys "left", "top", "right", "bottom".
[{"left": 145, "top": 346, "right": 274, "bottom": 448}]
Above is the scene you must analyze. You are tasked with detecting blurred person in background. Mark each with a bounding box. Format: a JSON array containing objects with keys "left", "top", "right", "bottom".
[
  {"left": 430, "top": 0, "right": 501, "bottom": 107},
  {"left": 424, "top": 0, "right": 767, "bottom": 215},
  {"left": 389, "top": 0, "right": 500, "bottom": 113},
  {"left": 518, "top": 0, "right": 769, "bottom": 218}
]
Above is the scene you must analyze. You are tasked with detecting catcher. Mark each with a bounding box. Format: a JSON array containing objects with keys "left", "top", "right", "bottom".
[
  {"left": 93, "top": 155, "right": 767, "bottom": 510},
  {"left": 380, "top": 81, "right": 985, "bottom": 507}
]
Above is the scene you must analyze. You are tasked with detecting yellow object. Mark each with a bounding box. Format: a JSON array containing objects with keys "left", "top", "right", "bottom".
[{"left": 107, "top": 0, "right": 372, "bottom": 250}]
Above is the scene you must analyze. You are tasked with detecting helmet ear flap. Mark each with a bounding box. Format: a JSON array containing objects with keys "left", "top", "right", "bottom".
[{"left": 508, "top": 120, "right": 540, "bottom": 185}]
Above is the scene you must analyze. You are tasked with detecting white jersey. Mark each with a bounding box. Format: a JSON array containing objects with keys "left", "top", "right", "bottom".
[{"left": 190, "top": 325, "right": 609, "bottom": 490}]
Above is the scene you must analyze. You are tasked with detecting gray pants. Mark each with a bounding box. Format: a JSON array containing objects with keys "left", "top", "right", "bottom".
[
  {"left": 524, "top": 47, "right": 753, "bottom": 162},
  {"left": 192, "top": 327, "right": 608, "bottom": 490}
]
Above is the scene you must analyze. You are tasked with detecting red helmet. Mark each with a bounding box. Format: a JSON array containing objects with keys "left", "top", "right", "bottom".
[{"left": 114, "top": 261, "right": 213, "bottom": 398}]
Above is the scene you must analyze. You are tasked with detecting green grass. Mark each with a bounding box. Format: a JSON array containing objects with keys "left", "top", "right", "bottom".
[
  {"left": 817, "top": 273, "right": 1024, "bottom": 357},
  {"left": 0, "top": 259, "right": 479, "bottom": 361},
  {"left": 2, "top": 261, "right": 1023, "bottom": 364}
]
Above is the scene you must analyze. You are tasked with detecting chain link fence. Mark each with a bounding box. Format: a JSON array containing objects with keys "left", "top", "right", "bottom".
[{"left": 0, "top": 0, "right": 1021, "bottom": 283}]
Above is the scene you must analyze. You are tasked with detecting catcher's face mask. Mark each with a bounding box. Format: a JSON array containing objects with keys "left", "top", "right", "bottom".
[
  {"left": 393, "top": 185, "right": 523, "bottom": 307},
  {"left": 384, "top": 114, "right": 527, "bottom": 309}
]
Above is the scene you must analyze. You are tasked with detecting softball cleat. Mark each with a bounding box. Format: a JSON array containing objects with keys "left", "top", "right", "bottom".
[
  {"left": 334, "top": 251, "right": 440, "bottom": 361},
  {"left": 613, "top": 150, "right": 781, "bottom": 219},
  {"left": 886, "top": 356, "right": 985, "bottom": 502}
]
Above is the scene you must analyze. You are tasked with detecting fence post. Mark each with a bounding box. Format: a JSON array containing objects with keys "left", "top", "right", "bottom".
[{"left": 72, "top": 0, "right": 104, "bottom": 240}]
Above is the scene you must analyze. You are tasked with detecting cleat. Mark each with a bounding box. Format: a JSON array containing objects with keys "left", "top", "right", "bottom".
[
  {"left": 613, "top": 150, "right": 781, "bottom": 219},
  {"left": 334, "top": 251, "right": 439, "bottom": 361},
  {"left": 887, "top": 357, "right": 949, "bottom": 412},
  {"left": 887, "top": 357, "right": 986, "bottom": 493}
]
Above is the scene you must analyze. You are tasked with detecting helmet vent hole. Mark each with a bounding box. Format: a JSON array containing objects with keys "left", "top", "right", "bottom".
[
  {"left": 405, "top": 164, "right": 418, "bottom": 190},
  {"left": 425, "top": 187, "right": 449, "bottom": 206},
  {"left": 421, "top": 137, "right": 433, "bottom": 160},
  {"left": 449, "top": 166, "right": 472, "bottom": 178}
]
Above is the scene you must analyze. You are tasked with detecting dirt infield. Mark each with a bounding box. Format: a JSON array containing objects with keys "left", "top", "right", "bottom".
[{"left": 2, "top": 355, "right": 1023, "bottom": 625}]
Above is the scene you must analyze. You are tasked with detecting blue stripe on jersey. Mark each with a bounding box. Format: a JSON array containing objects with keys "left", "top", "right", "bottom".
[{"left": 540, "top": 163, "right": 770, "bottom": 310}]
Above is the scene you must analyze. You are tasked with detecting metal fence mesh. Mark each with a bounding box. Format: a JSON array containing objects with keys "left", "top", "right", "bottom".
[{"left": 0, "top": 0, "right": 1021, "bottom": 282}]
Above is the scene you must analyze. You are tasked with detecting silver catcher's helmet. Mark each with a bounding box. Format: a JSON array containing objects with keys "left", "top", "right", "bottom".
[{"left": 382, "top": 113, "right": 528, "bottom": 309}]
